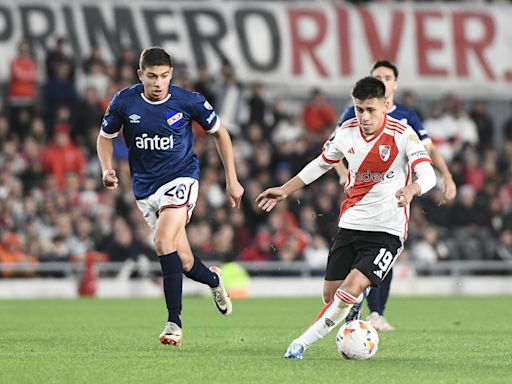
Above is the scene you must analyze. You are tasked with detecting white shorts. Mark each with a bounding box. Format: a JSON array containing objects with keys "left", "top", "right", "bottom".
[{"left": 135, "top": 177, "right": 199, "bottom": 232}]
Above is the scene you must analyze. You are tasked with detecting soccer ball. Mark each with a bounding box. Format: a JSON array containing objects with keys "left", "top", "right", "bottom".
[{"left": 336, "top": 320, "right": 379, "bottom": 360}]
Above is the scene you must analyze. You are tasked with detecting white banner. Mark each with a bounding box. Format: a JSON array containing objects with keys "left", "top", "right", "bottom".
[{"left": 0, "top": 1, "right": 511, "bottom": 97}]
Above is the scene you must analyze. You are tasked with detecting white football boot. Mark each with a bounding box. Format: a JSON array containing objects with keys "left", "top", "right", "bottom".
[
  {"left": 159, "top": 321, "right": 183, "bottom": 347},
  {"left": 209, "top": 266, "right": 232, "bottom": 316}
]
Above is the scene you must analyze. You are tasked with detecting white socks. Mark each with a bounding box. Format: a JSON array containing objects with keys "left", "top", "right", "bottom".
[{"left": 295, "top": 289, "right": 357, "bottom": 348}]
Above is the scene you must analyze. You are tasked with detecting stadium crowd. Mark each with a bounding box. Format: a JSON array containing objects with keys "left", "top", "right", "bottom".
[{"left": 1, "top": 38, "right": 512, "bottom": 277}]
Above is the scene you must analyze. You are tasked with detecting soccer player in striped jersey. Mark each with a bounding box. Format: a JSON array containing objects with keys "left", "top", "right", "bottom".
[
  {"left": 256, "top": 77, "right": 436, "bottom": 359},
  {"left": 339, "top": 60, "right": 456, "bottom": 330},
  {"left": 97, "top": 47, "right": 244, "bottom": 347}
]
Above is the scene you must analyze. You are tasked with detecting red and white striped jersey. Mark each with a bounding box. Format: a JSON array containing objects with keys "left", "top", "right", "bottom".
[{"left": 321, "top": 115, "right": 432, "bottom": 239}]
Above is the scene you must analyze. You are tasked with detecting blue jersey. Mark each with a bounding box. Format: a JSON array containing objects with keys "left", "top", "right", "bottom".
[
  {"left": 339, "top": 103, "right": 429, "bottom": 142},
  {"left": 100, "top": 84, "right": 220, "bottom": 199}
]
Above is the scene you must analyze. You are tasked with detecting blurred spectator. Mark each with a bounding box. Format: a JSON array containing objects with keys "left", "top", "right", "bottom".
[
  {"left": 469, "top": 100, "right": 494, "bottom": 151},
  {"left": 246, "top": 82, "right": 269, "bottom": 130},
  {"left": 41, "top": 124, "right": 85, "bottom": 188},
  {"left": 400, "top": 89, "right": 424, "bottom": 120},
  {"left": 194, "top": 64, "right": 216, "bottom": 107},
  {"left": 304, "top": 233, "right": 329, "bottom": 269},
  {"left": 72, "top": 87, "right": 104, "bottom": 141},
  {"left": 0, "top": 232, "right": 37, "bottom": 277},
  {"left": 302, "top": 88, "right": 336, "bottom": 134},
  {"left": 43, "top": 61, "right": 77, "bottom": 127},
  {"left": 77, "top": 62, "right": 109, "bottom": 99},
  {"left": 116, "top": 46, "right": 138, "bottom": 79},
  {"left": 82, "top": 45, "right": 107, "bottom": 74},
  {"left": 240, "top": 228, "right": 275, "bottom": 262},
  {"left": 217, "top": 73, "right": 242, "bottom": 135},
  {"left": 496, "top": 230, "right": 512, "bottom": 261},
  {"left": 410, "top": 226, "right": 449, "bottom": 264},
  {"left": 8, "top": 40, "right": 38, "bottom": 137},
  {"left": 45, "top": 37, "right": 74, "bottom": 81}
]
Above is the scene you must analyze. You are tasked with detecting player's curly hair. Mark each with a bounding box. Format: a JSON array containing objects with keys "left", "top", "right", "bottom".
[
  {"left": 139, "top": 47, "right": 172, "bottom": 70},
  {"left": 352, "top": 76, "right": 386, "bottom": 100}
]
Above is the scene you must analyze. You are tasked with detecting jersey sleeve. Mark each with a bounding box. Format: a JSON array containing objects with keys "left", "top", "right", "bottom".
[
  {"left": 100, "top": 91, "right": 123, "bottom": 138},
  {"left": 321, "top": 129, "right": 345, "bottom": 165},
  {"left": 402, "top": 127, "right": 432, "bottom": 169},
  {"left": 406, "top": 109, "right": 430, "bottom": 142},
  {"left": 188, "top": 92, "right": 220, "bottom": 134}
]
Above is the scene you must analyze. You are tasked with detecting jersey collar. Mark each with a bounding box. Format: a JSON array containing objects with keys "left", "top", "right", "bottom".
[
  {"left": 140, "top": 92, "right": 171, "bottom": 105},
  {"left": 359, "top": 115, "right": 387, "bottom": 143}
]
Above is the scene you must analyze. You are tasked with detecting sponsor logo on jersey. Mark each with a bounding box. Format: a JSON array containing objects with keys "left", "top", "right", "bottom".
[
  {"left": 373, "top": 270, "right": 383, "bottom": 278},
  {"left": 129, "top": 114, "right": 141, "bottom": 123},
  {"left": 167, "top": 112, "right": 183, "bottom": 126},
  {"left": 101, "top": 118, "right": 108, "bottom": 128},
  {"left": 135, "top": 133, "right": 174, "bottom": 150},
  {"left": 347, "top": 147, "right": 355, "bottom": 154},
  {"left": 354, "top": 170, "right": 394, "bottom": 183},
  {"left": 204, "top": 101, "right": 213, "bottom": 110},
  {"left": 206, "top": 111, "right": 216, "bottom": 124},
  {"left": 379, "top": 145, "right": 391, "bottom": 161}
]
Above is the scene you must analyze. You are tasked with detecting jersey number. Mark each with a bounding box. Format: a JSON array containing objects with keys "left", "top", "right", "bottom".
[
  {"left": 373, "top": 248, "right": 394, "bottom": 273},
  {"left": 164, "top": 183, "right": 188, "bottom": 201}
]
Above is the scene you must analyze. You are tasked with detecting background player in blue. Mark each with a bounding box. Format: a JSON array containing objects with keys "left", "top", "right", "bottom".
[
  {"left": 96, "top": 47, "right": 244, "bottom": 347},
  {"left": 338, "top": 60, "right": 457, "bottom": 330}
]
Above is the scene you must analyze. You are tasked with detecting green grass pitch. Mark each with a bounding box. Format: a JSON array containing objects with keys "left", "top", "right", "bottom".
[{"left": 1, "top": 296, "right": 511, "bottom": 384}]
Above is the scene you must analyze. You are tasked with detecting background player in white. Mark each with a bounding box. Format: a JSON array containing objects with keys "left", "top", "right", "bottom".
[
  {"left": 256, "top": 77, "right": 436, "bottom": 359},
  {"left": 339, "top": 60, "right": 457, "bottom": 330},
  {"left": 97, "top": 47, "right": 244, "bottom": 347}
]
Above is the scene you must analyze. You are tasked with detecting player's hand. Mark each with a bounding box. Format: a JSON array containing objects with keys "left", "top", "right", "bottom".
[
  {"left": 256, "top": 187, "right": 288, "bottom": 212},
  {"left": 226, "top": 181, "right": 244, "bottom": 208},
  {"left": 102, "top": 170, "right": 118, "bottom": 189},
  {"left": 442, "top": 176, "right": 457, "bottom": 202},
  {"left": 395, "top": 186, "right": 415, "bottom": 207}
]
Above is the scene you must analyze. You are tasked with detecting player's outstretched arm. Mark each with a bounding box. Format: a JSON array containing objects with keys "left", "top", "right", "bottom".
[
  {"left": 256, "top": 175, "right": 306, "bottom": 212},
  {"left": 424, "top": 143, "right": 457, "bottom": 201},
  {"left": 96, "top": 134, "right": 118, "bottom": 189},
  {"left": 211, "top": 125, "right": 244, "bottom": 208}
]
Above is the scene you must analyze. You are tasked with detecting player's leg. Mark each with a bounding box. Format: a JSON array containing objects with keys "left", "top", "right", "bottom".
[
  {"left": 285, "top": 269, "right": 370, "bottom": 359},
  {"left": 377, "top": 269, "right": 395, "bottom": 331},
  {"left": 177, "top": 227, "right": 232, "bottom": 315},
  {"left": 154, "top": 206, "right": 188, "bottom": 346},
  {"left": 285, "top": 229, "right": 357, "bottom": 359},
  {"left": 366, "top": 286, "right": 382, "bottom": 327},
  {"left": 323, "top": 279, "right": 364, "bottom": 321}
]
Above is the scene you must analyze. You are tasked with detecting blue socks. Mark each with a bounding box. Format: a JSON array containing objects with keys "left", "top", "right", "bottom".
[
  {"left": 159, "top": 252, "right": 183, "bottom": 327},
  {"left": 184, "top": 256, "right": 219, "bottom": 288}
]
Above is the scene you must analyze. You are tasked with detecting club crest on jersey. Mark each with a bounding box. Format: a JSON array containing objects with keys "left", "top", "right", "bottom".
[
  {"left": 166, "top": 112, "right": 183, "bottom": 127},
  {"left": 379, "top": 145, "right": 391, "bottom": 161}
]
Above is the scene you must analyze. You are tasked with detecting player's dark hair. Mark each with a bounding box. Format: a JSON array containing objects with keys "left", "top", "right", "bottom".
[
  {"left": 371, "top": 60, "right": 398, "bottom": 79},
  {"left": 139, "top": 47, "right": 172, "bottom": 70},
  {"left": 352, "top": 76, "right": 386, "bottom": 100}
]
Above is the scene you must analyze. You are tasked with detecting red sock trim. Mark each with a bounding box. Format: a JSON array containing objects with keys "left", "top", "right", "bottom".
[{"left": 335, "top": 290, "right": 357, "bottom": 304}]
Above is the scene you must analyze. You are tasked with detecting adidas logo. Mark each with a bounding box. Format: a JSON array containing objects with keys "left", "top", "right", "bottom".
[
  {"left": 325, "top": 318, "right": 335, "bottom": 327},
  {"left": 347, "top": 147, "right": 355, "bottom": 154},
  {"left": 373, "top": 270, "right": 383, "bottom": 278},
  {"left": 129, "top": 114, "right": 141, "bottom": 123}
]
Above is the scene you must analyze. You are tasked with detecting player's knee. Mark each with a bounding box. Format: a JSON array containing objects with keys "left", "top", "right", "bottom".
[
  {"left": 153, "top": 235, "right": 178, "bottom": 255},
  {"left": 322, "top": 291, "right": 334, "bottom": 304}
]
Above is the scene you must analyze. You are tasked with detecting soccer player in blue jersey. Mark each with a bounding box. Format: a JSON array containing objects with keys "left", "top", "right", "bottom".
[
  {"left": 97, "top": 47, "right": 244, "bottom": 347},
  {"left": 337, "top": 60, "right": 457, "bottom": 330}
]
